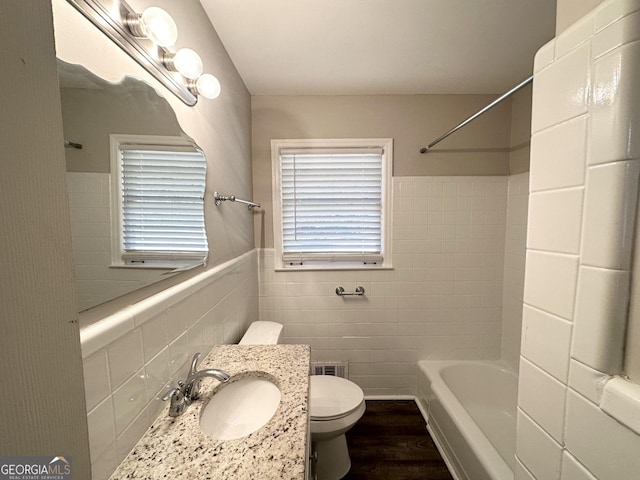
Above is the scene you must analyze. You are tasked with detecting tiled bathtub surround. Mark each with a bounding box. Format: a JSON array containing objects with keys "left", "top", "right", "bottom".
[
  {"left": 518, "top": 1, "right": 640, "bottom": 478},
  {"left": 260, "top": 176, "right": 512, "bottom": 396},
  {"left": 81, "top": 251, "right": 258, "bottom": 480}
]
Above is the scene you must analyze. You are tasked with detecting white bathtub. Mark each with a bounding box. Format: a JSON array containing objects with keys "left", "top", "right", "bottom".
[{"left": 417, "top": 360, "right": 518, "bottom": 480}]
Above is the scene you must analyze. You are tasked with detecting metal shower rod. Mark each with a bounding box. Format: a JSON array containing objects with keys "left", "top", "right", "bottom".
[{"left": 420, "top": 75, "right": 533, "bottom": 154}]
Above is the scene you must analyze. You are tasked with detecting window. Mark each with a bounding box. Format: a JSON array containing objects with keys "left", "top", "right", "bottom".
[
  {"left": 271, "top": 138, "right": 393, "bottom": 270},
  {"left": 110, "top": 134, "right": 208, "bottom": 268}
]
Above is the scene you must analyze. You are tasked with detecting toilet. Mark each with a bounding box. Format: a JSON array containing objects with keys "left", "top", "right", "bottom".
[
  {"left": 240, "top": 321, "right": 366, "bottom": 480},
  {"left": 238, "top": 320, "right": 284, "bottom": 345}
]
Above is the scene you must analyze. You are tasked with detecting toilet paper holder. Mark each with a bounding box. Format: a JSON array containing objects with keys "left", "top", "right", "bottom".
[{"left": 335, "top": 286, "right": 365, "bottom": 296}]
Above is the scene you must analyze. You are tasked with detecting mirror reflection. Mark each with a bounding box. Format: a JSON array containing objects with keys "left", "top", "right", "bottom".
[{"left": 59, "top": 60, "right": 207, "bottom": 312}]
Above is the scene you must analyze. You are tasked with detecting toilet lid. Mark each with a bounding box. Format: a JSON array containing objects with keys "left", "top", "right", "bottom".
[{"left": 310, "top": 375, "right": 364, "bottom": 420}]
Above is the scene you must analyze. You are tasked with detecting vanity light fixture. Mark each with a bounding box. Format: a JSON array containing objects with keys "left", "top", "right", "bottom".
[
  {"left": 124, "top": 6, "right": 178, "bottom": 47},
  {"left": 66, "top": 0, "right": 222, "bottom": 106},
  {"left": 191, "top": 73, "right": 222, "bottom": 100},
  {"left": 164, "top": 48, "right": 204, "bottom": 80}
]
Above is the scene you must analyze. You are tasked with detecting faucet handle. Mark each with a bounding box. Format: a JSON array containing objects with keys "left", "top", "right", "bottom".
[
  {"left": 162, "top": 387, "right": 187, "bottom": 417},
  {"left": 189, "top": 352, "right": 202, "bottom": 377},
  {"left": 161, "top": 387, "right": 181, "bottom": 402}
]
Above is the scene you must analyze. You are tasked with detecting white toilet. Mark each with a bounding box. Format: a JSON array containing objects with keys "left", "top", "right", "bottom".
[
  {"left": 238, "top": 320, "right": 284, "bottom": 345},
  {"left": 240, "top": 321, "right": 366, "bottom": 480}
]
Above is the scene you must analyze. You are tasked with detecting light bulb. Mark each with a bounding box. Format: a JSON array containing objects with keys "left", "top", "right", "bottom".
[
  {"left": 126, "top": 7, "right": 177, "bottom": 47},
  {"left": 195, "top": 74, "right": 221, "bottom": 99},
  {"left": 172, "top": 48, "right": 204, "bottom": 79},
  {"left": 141, "top": 7, "right": 177, "bottom": 46}
]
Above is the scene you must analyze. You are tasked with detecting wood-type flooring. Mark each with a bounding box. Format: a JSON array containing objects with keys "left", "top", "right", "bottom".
[{"left": 342, "top": 400, "right": 453, "bottom": 480}]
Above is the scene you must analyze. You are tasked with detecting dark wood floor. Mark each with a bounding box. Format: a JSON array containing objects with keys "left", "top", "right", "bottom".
[{"left": 342, "top": 400, "right": 453, "bottom": 480}]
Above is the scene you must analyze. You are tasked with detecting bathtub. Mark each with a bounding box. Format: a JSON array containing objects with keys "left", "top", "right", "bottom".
[{"left": 417, "top": 360, "right": 518, "bottom": 480}]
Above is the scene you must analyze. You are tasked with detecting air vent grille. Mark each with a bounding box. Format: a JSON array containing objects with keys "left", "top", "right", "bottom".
[{"left": 311, "top": 362, "right": 348, "bottom": 378}]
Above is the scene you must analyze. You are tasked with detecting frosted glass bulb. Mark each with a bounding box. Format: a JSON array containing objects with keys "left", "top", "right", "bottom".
[
  {"left": 196, "top": 74, "right": 221, "bottom": 99},
  {"left": 139, "top": 7, "right": 177, "bottom": 47},
  {"left": 173, "top": 48, "right": 204, "bottom": 79}
]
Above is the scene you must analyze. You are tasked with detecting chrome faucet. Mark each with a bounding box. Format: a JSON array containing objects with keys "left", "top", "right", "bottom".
[
  {"left": 162, "top": 352, "right": 231, "bottom": 417},
  {"left": 183, "top": 352, "right": 231, "bottom": 400}
]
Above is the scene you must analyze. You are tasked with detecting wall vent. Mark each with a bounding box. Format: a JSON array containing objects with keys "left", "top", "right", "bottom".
[{"left": 311, "top": 362, "right": 348, "bottom": 378}]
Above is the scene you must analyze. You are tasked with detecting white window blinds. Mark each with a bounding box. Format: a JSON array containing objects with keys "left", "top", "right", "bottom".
[
  {"left": 119, "top": 145, "right": 208, "bottom": 262},
  {"left": 279, "top": 148, "right": 384, "bottom": 264}
]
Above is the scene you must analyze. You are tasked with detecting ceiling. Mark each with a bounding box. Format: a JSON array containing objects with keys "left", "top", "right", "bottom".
[{"left": 199, "top": 0, "right": 557, "bottom": 96}]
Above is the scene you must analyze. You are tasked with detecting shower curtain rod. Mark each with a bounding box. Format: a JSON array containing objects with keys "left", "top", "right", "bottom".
[{"left": 419, "top": 75, "right": 533, "bottom": 154}]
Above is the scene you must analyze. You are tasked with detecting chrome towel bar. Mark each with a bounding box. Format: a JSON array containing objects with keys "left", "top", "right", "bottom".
[
  {"left": 214, "top": 191, "right": 261, "bottom": 210},
  {"left": 64, "top": 140, "right": 83, "bottom": 149},
  {"left": 335, "top": 286, "right": 365, "bottom": 296}
]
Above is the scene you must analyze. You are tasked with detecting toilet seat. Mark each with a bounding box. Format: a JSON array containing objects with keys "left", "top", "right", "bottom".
[{"left": 310, "top": 375, "right": 364, "bottom": 421}]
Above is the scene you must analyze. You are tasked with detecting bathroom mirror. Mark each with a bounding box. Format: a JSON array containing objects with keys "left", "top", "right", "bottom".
[{"left": 59, "top": 60, "right": 206, "bottom": 311}]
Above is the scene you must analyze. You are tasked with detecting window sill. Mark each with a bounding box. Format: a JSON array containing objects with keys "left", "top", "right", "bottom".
[
  {"left": 601, "top": 376, "right": 640, "bottom": 436},
  {"left": 110, "top": 260, "right": 205, "bottom": 272},
  {"left": 274, "top": 264, "right": 393, "bottom": 272},
  {"left": 110, "top": 264, "right": 174, "bottom": 270}
]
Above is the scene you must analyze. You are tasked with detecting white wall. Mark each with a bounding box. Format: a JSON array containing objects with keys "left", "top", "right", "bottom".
[{"left": 516, "top": 1, "right": 640, "bottom": 478}]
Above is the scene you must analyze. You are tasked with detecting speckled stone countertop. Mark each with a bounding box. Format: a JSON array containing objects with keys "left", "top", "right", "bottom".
[{"left": 110, "top": 344, "right": 310, "bottom": 479}]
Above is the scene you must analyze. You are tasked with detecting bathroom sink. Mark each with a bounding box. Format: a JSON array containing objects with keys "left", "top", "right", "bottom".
[{"left": 199, "top": 377, "right": 281, "bottom": 440}]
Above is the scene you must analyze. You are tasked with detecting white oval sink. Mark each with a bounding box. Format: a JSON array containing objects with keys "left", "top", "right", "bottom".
[{"left": 199, "top": 377, "right": 281, "bottom": 440}]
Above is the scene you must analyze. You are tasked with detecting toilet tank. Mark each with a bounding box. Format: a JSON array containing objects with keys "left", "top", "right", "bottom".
[{"left": 239, "top": 321, "right": 283, "bottom": 345}]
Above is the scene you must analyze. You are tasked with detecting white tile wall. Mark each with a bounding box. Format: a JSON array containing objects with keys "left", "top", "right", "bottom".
[
  {"left": 591, "top": 11, "right": 640, "bottom": 59},
  {"left": 589, "top": 41, "right": 640, "bottom": 164},
  {"left": 518, "top": 358, "right": 567, "bottom": 442},
  {"left": 580, "top": 161, "right": 640, "bottom": 269},
  {"left": 555, "top": 13, "right": 595, "bottom": 58},
  {"left": 567, "top": 358, "right": 610, "bottom": 404},
  {"left": 83, "top": 350, "right": 111, "bottom": 412},
  {"left": 523, "top": 250, "right": 579, "bottom": 320},
  {"left": 565, "top": 391, "right": 640, "bottom": 479},
  {"left": 527, "top": 188, "right": 584, "bottom": 254},
  {"left": 529, "top": 115, "right": 587, "bottom": 192},
  {"left": 531, "top": 43, "right": 590, "bottom": 134},
  {"left": 572, "top": 266, "right": 629, "bottom": 372},
  {"left": 501, "top": 173, "right": 529, "bottom": 371},
  {"left": 533, "top": 40, "right": 555, "bottom": 74},
  {"left": 561, "top": 452, "right": 598, "bottom": 480},
  {"left": 260, "top": 176, "right": 512, "bottom": 396},
  {"left": 520, "top": 1, "right": 640, "bottom": 478},
  {"left": 515, "top": 409, "right": 563, "bottom": 480},
  {"left": 66, "top": 172, "right": 162, "bottom": 311},
  {"left": 514, "top": 459, "right": 537, "bottom": 480},
  {"left": 81, "top": 251, "right": 258, "bottom": 480},
  {"left": 521, "top": 305, "right": 572, "bottom": 383},
  {"left": 595, "top": 0, "right": 640, "bottom": 29},
  {"left": 107, "top": 328, "right": 144, "bottom": 390}
]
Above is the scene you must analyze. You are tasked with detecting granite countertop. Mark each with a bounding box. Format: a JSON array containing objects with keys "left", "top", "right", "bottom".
[{"left": 110, "top": 344, "right": 311, "bottom": 479}]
